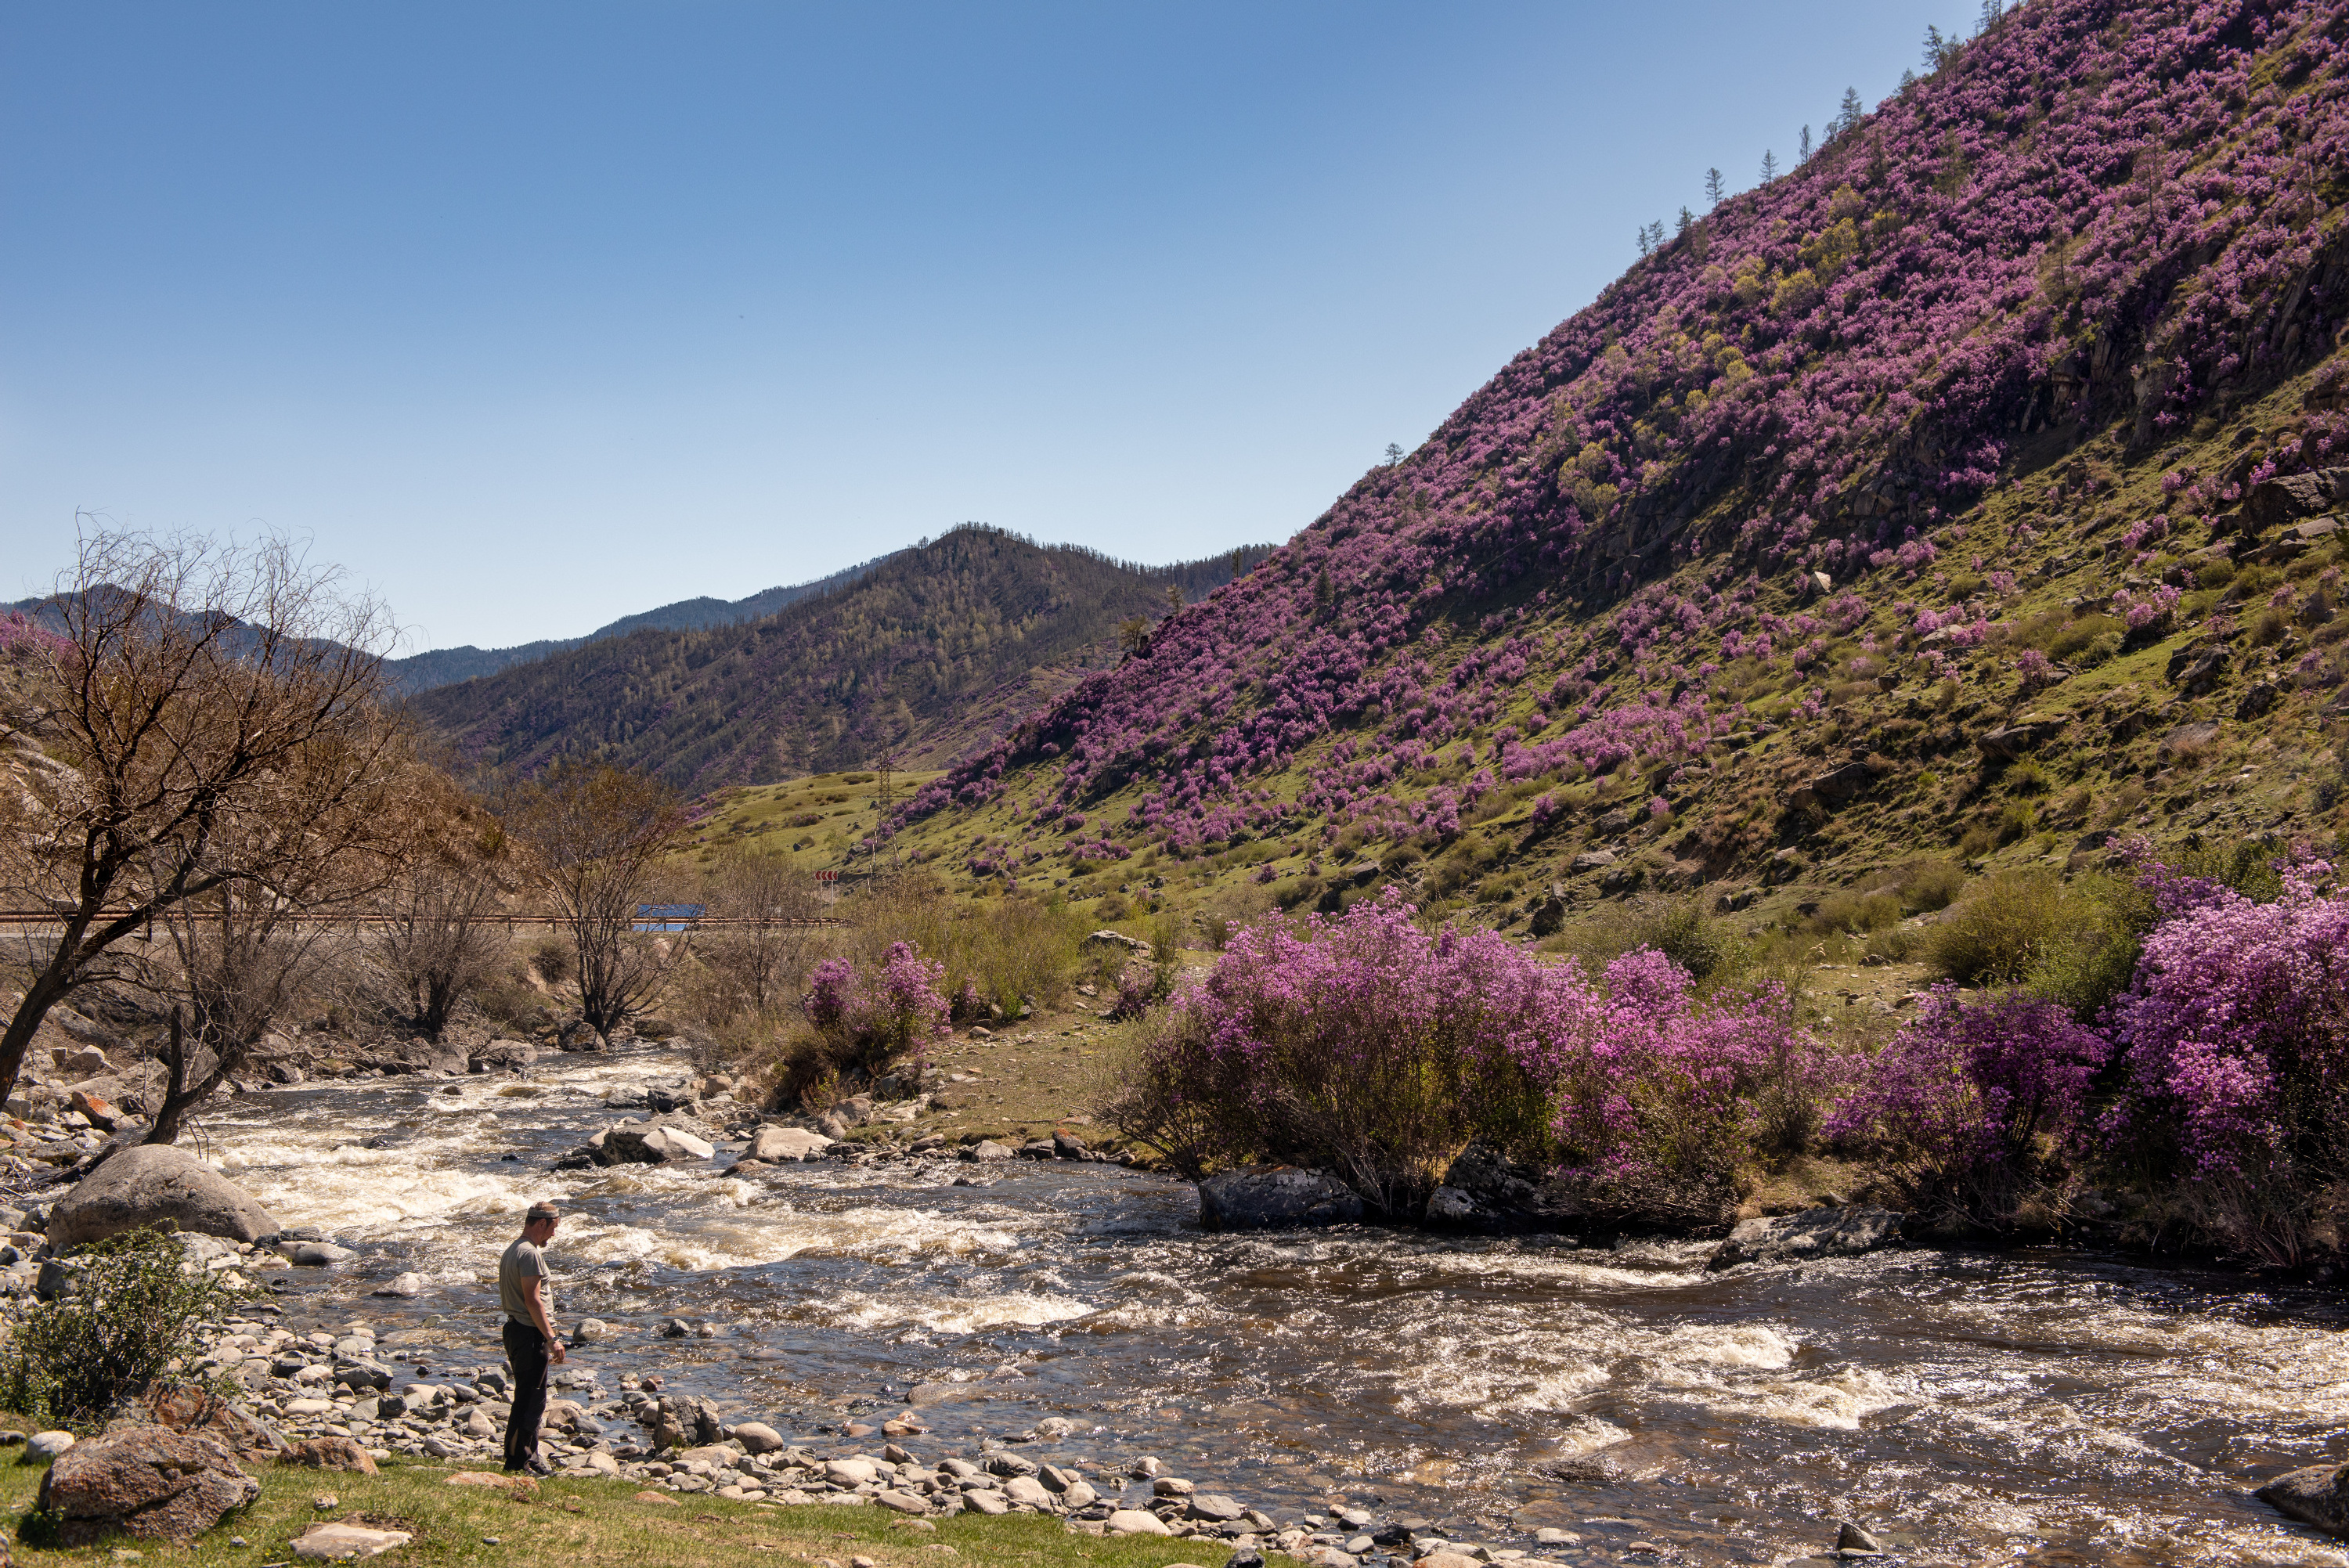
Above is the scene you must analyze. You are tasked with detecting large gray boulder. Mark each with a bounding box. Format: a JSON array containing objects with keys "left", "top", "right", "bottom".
[
  {"left": 739, "top": 1125, "right": 832, "bottom": 1163},
  {"left": 2260, "top": 1461, "right": 2349, "bottom": 1536},
  {"left": 593, "top": 1119, "right": 715, "bottom": 1166},
  {"left": 1706, "top": 1205, "right": 1904, "bottom": 1270},
  {"left": 49, "top": 1144, "right": 279, "bottom": 1248},
  {"left": 1196, "top": 1167, "right": 1364, "bottom": 1230},
  {"left": 36, "top": 1424, "right": 260, "bottom": 1545}
]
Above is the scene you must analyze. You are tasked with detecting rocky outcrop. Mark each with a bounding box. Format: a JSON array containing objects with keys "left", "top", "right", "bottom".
[
  {"left": 1705, "top": 1205, "right": 1905, "bottom": 1270},
  {"left": 2259, "top": 1461, "right": 2349, "bottom": 1537},
  {"left": 36, "top": 1424, "right": 260, "bottom": 1545},
  {"left": 598, "top": 1120, "right": 715, "bottom": 1165},
  {"left": 48, "top": 1144, "right": 279, "bottom": 1247},
  {"left": 1431, "top": 1141, "right": 1737, "bottom": 1234},
  {"left": 1196, "top": 1167, "right": 1365, "bottom": 1230}
]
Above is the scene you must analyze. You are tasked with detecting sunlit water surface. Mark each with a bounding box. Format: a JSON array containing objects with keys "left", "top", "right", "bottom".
[{"left": 200, "top": 1045, "right": 2349, "bottom": 1566}]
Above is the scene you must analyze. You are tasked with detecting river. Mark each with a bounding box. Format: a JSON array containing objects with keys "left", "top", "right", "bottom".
[{"left": 195, "top": 1042, "right": 2348, "bottom": 1567}]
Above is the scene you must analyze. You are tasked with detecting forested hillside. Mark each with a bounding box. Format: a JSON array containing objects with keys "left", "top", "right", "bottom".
[
  {"left": 415, "top": 527, "right": 1275, "bottom": 788},
  {"left": 884, "top": 0, "right": 2349, "bottom": 926},
  {"left": 384, "top": 553, "right": 898, "bottom": 694}
]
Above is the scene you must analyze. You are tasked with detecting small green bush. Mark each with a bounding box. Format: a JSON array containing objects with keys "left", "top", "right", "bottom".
[
  {"left": 1551, "top": 895, "right": 1748, "bottom": 986},
  {"left": 529, "top": 937, "right": 572, "bottom": 986},
  {"left": 1927, "top": 871, "right": 2075, "bottom": 986},
  {"left": 0, "top": 1228, "right": 244, "bottom": 1429},
  {"left": 1810, "top": 889, "right": 1900, "bottom": 934},
  {"left": 1890, "top": 856, "right": 1966, "bottom": 913}
]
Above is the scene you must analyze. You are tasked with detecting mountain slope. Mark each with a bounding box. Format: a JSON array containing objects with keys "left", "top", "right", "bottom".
[
  {"left": 385, "top": 553, "right": 899, "bottom": 694},
  {"left": 415, "top": 527, "right": 1276, "bottom": 789},
  {"left": 883, "top": 0, "right": 2349, "bottom": 923}
]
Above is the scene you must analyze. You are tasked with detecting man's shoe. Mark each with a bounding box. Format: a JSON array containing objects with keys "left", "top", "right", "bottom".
[{"left": 523, "top": 1460, "right": 555, "bottom": 1478}]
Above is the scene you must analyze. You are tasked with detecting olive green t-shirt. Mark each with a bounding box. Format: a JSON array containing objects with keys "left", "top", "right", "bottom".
[{"left": 499, "top": 1238, "right": 548, "bottom": 1325}]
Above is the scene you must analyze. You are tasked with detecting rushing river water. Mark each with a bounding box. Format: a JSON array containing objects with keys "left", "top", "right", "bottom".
[{"left": 195, "top": 1043, "right": 2347, "bottom": 1567}]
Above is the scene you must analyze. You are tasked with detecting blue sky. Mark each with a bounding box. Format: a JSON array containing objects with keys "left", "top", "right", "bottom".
[{"left": 2, "top": 2, "right": 1957, "bottom": 651}]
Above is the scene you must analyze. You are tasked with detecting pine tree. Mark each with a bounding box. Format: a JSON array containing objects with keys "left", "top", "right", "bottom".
[
  {"left": 1383, "top": 442, "right": 1404, "bottom": 466},
  {"left": 1837, "top": 87, "right": 1864, "bottom": 136},
  {"left": 1636, "top": 224, "right": 1653, "bottom": 257},
  {"left": 1760, "top": 150, "right": 1779, "bottom": 186},
  {"left": 1978, "top": 0, "right": 2004, "bottom": 30},
  {"left": 1799, "top": 124, "right": 1813, "bottom": 163},
  {"left": 1675, "top": 205, "right": 1694, "bottom": 236},
  {"left": 1923, "top": 24, "right": 1954, "bottom": 70},
  {"left": 1705, "top": 167, "right": 1725, "bottom": 207}
]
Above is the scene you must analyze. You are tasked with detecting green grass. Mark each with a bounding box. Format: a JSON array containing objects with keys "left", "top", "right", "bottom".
[{"left": 0, "top": 1452, "right": 1270, "bottom": 1568}]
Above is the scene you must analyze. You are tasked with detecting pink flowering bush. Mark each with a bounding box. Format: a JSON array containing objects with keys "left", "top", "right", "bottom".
[
  {"left": 1828, "top": 986, "right": 2111, "bottom": 1228},
  {"left": 1109, "top": 891, "right": 1837, "bottom": 1224},
  {"left": 781, "top": 941, "right": 950, "bottom": 1103},
  {"left": 2105, "top": 863, "right": 2349, "bottom": 1210}
]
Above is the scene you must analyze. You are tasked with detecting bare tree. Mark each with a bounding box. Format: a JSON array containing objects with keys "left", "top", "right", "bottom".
[
  {"left": 506, "top": 760, "right": 686, "bottom": 1040},
  {"left": 143, "top": 879, "right": 352, "bottom": 1146},
  {"left": 0, "top": 530, "right": 401, "bottom": 1112},
  {"left": 698, "top": 845, "right": 820, "bottom": 1024},
  {"left": 370, "top": 782, "right": 513, "bottom": 1040}
]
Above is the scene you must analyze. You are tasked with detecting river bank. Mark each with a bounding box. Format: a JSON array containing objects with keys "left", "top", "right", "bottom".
[{"left": 5, "top": 1037, "right": 2309, "bottom": 1567}]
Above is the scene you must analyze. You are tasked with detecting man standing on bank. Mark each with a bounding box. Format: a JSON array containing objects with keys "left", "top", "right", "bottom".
[{"left": 500, "top": 1202, "right": 568, "bottom": 1476}]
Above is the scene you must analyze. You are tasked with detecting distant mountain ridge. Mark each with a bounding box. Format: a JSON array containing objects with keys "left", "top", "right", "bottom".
[
  {"left": 384, "top": 553, "right": 899, "bottom": 694},
  {"left": 415, "top": 525, "right": 1278, "bottom": 788}
]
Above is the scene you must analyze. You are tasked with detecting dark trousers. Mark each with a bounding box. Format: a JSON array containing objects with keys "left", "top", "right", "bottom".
[{"left": 502, "top": 1319, "right": 550, "bottom": 1471}]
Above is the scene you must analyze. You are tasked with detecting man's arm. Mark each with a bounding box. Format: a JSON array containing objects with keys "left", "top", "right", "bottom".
[{"left": 529, "top": 1269, "right": 567, "bottom": 1363}]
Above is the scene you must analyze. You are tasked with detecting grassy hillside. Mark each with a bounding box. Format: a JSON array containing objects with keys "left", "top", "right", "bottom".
[
  {"left": 875, "top": 0, "right": 2349, "bottom": 936},
  {"left": 416, "top": 528, "right": 1276, "bottom": 791}
]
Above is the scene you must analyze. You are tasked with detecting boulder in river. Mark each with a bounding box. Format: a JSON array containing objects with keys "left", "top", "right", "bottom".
[
  {"left": 1196, "top": 1167, "right": 1365, "bottom": 1230},
  {"left": 594, "top": 1119, "right": 716, "bottom": 1166},
  {"left": 36, "top": 1424, "right": 260, "bottom": 1545},
  {"left": 2259, "top": 1461, "right": 2349, "bottom": 1536},
  {"left": 48, "top": 1144, "right": 279, "bottom": 1248},
  {"left": 1705, "top": 1206, "right": 1904, "bottom": 1270},
  {"left": 739, "top": 1126, "right": 832, "bottom": 1163}
]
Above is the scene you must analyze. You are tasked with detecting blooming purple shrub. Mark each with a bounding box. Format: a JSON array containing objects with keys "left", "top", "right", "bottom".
[
  {"left": 795, "top": 942, "right": 949, "bottom": 1090},
  {"left": 1109, "top": 891, "right": 1835, "bottom": 1224},
  {"left": 2105, "top": 863, "right": 2349, "bottom": 1184},
  {"left": 1828, "top": 986, "right": 2110, "bottom": 1224}
]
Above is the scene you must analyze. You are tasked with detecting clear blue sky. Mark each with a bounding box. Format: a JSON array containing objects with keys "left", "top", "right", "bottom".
[{"left": 2, "top": 2, "right": 1957, "bottom": 651}]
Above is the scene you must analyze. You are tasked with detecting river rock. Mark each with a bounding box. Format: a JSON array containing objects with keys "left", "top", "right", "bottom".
[
  {"left": 731, "top": 1421, "right": 786, "bottom": 1454},
  {"left": 1002, "top": 1475, "right": 1055, "bottom": 1509},
  {"left": 290, "top": 1241, "right": 357, "bottom": 1266},
  {"left": 963, "top": 1489, "right": 1010, "bottom": 1515},
  {"left": 47, "top": 1144, "right": 279, "bottom": 1248},
  {"left": 1106, "top": 1509, "right": 1173, "bottom": 1536},
  {"left": 36, "top": 1424, "right": 260, "bottom": 1545},
  {"left": 1188, "top": 1493, "right": 1247, "bottom": 1523},
  {"left": 2258, "top": 1461, "right": 2349, "bottom": 1535},
  {"left": 280, "top": 1436, "right": 378, "bottom": 1474},
  {"left": 28, "top": 1429, "right": 75, "bottom": 1459},
  {"left": 741, "top": 1126, "right": 832, "bottom": 1162},
  {"left": 963, "top": 1140, "right": 1014, "bottom": 1162},
  {"left": 469, "top": 1040, "right": 539, "bottom": 1073},
  {"left": 1196, "top": 1167, "right": 1365, "bottom": 1229},
  {"left": 1705, "top": 1205, "right": 1904, "bottom": 1270},
  {"left": 1438, "top": 1139, "right": 1735, "bottom": 1232},
  {"left": 292, "top": 1522, "right": 411, "bottom": 1561},
  {"left": 596, "top": 1120, "right": 715, "bottom": 1166},
  {"left": 876, "top": 1488, "right": 930, "bottom": 1514},
  {"left": 370, "top": 1271, "right": 425, "bottom": 1297}
]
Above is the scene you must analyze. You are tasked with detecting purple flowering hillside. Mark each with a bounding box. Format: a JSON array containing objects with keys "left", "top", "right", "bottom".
[{"left": 890, "top": 0, "right": 2349, "bottom": 923}]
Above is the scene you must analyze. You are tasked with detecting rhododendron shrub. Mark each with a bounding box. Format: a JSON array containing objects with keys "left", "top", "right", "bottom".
[
  {"left": 1828, "top": 986, "right": 2111, "bottom": 1227},
  {"left": 2105, "top": 866, "right": 2349, "bottom": 1227},
  {"left": 783, "top": 942, "right": 950, "bottom": 1101},
  {"left": 1110, "top": 892, "right": 1837, "bottom": 1223}
]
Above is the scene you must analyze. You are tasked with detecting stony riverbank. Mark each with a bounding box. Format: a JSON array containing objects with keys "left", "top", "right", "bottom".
[{"left": 153, "top": 1295, "right": 1721, "bottom": 1568}]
